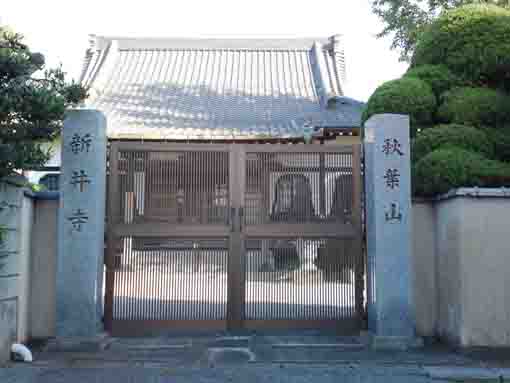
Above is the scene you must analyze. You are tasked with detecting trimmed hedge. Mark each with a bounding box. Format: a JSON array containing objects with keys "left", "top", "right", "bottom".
[
  {"left": 413, "top": 147, "right": 510, "bottom": 197},
  {"left": 411, "top": 4, "right": 510, "bottom": 90},
  {"left": 437, "top": 87, "right": 510, "bottom": 128},
  {"left": 362, "top": 77, "right": 436, "bottom": 126},
  {"left": 365, "top": 4, "right": 510, "bottom": 196},
  {"left": 412, "top": 124, "right": 436, "bottom": 138},
  {"left": 412, "top": 124, "right": 493, "bottom": 162},
  {"left": 405, "top": 65, "right": 461, "bottom": 98},
  {"left": 485, "top": 127, "right": 510, "bottom": 163}
]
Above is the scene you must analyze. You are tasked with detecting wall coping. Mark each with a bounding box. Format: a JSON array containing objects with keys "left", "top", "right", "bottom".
[
  {"left": 413, "top": 187, "right": 510, "bottom": 204},
  {"left": 441, "top": 187, "right": 510, "bottom": 199},
  {"left": 0, "top": 174, "right": 28, "bottom": 188},
  {"left": 24, "top": 191, "right": 60, "bottom": 201}
]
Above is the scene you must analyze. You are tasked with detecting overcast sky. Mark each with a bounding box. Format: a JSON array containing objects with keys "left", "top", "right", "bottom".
[{"left": 2, "top": 0, "right": 408, "bottom": 101}]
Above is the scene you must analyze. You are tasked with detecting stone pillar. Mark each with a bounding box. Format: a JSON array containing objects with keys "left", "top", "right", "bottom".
[
  {"left": 57, "top": 110, "right": 106, "bottom": 337},
  {"left": 364, "top": 114, "right": 415, "bottom": 346}
]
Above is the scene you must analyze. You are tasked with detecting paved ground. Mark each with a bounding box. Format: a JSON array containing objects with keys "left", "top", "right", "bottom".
[
  {"left": 0, "top": 365, "right": 448, "bottom": 383},
  {"left": 2, "top": 335, "right": 510, "bottom": 382},
  {"left": 111, "top": 261, "right": 356, "bottom": 320}
]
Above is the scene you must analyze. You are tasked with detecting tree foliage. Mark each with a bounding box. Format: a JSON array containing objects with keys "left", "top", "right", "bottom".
[
  {"left": 413, "top": 147, "right": 510, "bottom": 196},
  {"left": 0, "top": 27, "right": 88, "bottom": 178},
  {"left": 404, "top": 65, "right": 461, "bottom": 98},
  {"left": 362, "top": 77, "right": 436, "bottom": 128},
  {"left": 437, "top": 86, "right": 510, "bottom": 128},
  {"left": 371, "top": 0, "right": 510, "bottom": 61},
  {"left": 485, "top": 127, "right": 510, "bottom": 162},
  {"left": 365, "top": 4, "right": 510, "bottom": 196},
  {"left": 412, "top": 4, "right": 510, "bottom": 90},
  {"left": 411, "top": 124, "right": 493, "bottom": 161}
]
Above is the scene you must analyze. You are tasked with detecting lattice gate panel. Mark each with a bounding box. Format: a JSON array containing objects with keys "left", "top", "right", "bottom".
[
  {"left": 116, "top": 149, "right": 230, "bottom": 225},
  {"left": 244, "top": 237, "right": 357, "bottom": 320},
  {"left": 106, "top": 144, "right": 233, "bottom": 334},
  {"left": 105, "top": 142, "right": 363, "bottom": 335},
  {"left": 244, "top": 151, "right": 355, "bottom": 224},
  {"left": 242, "top": 146, "right": 362, "bottom": 330},
  {"left": 111, "top": 237, "right": 229, "bottom": 321}
]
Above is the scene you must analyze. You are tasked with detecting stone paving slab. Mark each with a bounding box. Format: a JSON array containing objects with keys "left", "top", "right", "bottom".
[
  {"left": 5, "top": 335, "right": 509, "bottom": 383},
  {"left": 0, "top": 365, "right": 440, "bottom": 383},
  {"left": 499, "top": 369, "right": 510, "bottom": 378},
  {"left": 107, "top": 337, "right": 193, "bottom": 350},
  {"left": 460, "top": 348, "right": 510, "bottom": 368},
  {"left": 26, "top": 336, "right": 483, "bottom": 368},
  {"left": 251, "top": 347, "right": 478, "bottom": 366},
  {"left": 424, "top": 366, "right": 502, "bottom": 381},
  {"left": 253, "top": 335, "right": 363, "bottom": 345}
]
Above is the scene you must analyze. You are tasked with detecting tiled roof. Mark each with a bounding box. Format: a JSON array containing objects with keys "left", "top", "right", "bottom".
[{"left": 81, "top": 36, "right": 364, "bottom": 140}]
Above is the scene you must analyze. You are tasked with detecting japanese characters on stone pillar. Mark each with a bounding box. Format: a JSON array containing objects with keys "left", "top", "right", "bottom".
[
  {"left": 364, "top": 114, "right": 415, "bottom": 345},
  {"left": 57, "top": 110, "right": 106, "bottom": 337}
]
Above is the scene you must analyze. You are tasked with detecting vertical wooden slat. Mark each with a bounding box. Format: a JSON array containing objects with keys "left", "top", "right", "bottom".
[
  {"left": 319, "top": 152, "right": 326, "bottom": 218},
  {"left": 227, "top": 144, "right": 244, "bottom": 330},
  {"left": 104, "top": 142, "right": 120, "bottom": 331},
  {"left": 172, "top": 247, "right": 179, "bottom": 320},
  {"left": 126, "top": 152, "right": 135, "bottom": 320},
  {"left": 352, "top": 144, "right": 364, "bottom": 319}
]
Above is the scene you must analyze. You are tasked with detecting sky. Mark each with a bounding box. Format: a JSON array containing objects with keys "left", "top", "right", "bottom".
[{"left": 1, "top": 0, "right": 408, "bottom": 101}]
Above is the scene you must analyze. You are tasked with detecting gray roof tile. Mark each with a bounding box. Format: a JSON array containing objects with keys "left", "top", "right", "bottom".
[{"left": 81, "top": 36, "right": 364, "bottom": 139}]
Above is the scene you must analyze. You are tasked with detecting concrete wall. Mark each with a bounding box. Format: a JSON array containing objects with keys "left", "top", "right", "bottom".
[
  {"left": 412, "top": 189, "right": 510, "bottom": 347},
  {"left": 0, "top": 180, "right": 32, "bottom": 364},
  {"left": 30, "top": 197, "right": 59, "bottom": 339},
  {"left": 0, "top": 181, "right": 59, "bottom": 364},
  {"left": 17, "top": 194, "right": 34, "bottom": 344},
  {"left": 435, "top": 198, "right": 464, "bottom": 345},
  {"left": 456, "top": 196, "right": 510, "bottom": 346},
  {"left": 411, "top": 201, "right": 437, "bottom": 338}
]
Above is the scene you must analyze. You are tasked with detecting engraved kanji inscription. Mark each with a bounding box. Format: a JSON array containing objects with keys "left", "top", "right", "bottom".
[
  {"left": 70, "top": 170, "right": 91, "bottom": 192},
  {"left": 384, "top": 168, "right": 400, "bottom": 189},
  {"left": 68, "top": 209, "right": 88, "bottom": 231},
  {"left": 70, "top": 133, "right": 92, "bottom": 154},
  {"left": 385, "top": 202, "right": 403, "bottom": 223},
  {"left": 382, "top": 138, "right": 404, "bottom": 156}
]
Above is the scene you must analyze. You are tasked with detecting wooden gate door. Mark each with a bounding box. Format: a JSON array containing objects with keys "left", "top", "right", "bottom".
[
  {"left": 238, "top": 144, "right": 363, "bottom": 332},
  {"left": 104, "top": 142, "right": 243, "bottom": 335},
  {"left": 104, "top": 142, "right": 363, "bottom": 335}
]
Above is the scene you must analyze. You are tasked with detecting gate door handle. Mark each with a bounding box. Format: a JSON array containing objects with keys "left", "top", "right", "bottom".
[
  {"left": 230, "top": 207, "right": 236, "bottom": 232},
  {"left": 238, "top": 207, "right": 244, "bottom": 232}
]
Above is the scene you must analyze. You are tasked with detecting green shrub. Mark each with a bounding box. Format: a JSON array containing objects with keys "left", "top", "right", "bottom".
[
  {"left": 405, "top": 65, "right": 461, "bottom": 99},
  {"left": 362, "top": 77, "right": 436, "bottom": 126},
  {"left": 485, "top": 127, "right": 510, "bottom": 163},
  {"left": 412, "top": 124, "right": 436, "bottom": 138},
  {"left": 27, "top": 183, "right": 47, "bottom": 193},
  {"left": 412, "top": 124, "right": 493, "bottom": 162},
  {"left": 437, "top": 87, "right": 510, "bottom": 128},
  {"left": 411, "top": 4, "right": 510, "bottom": 90},
  {"left": 0, "top": 225, "right": 5, "bottom": 245},
  {"left": 413, "top": 147, "right": 510, "bottom": 196}
]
